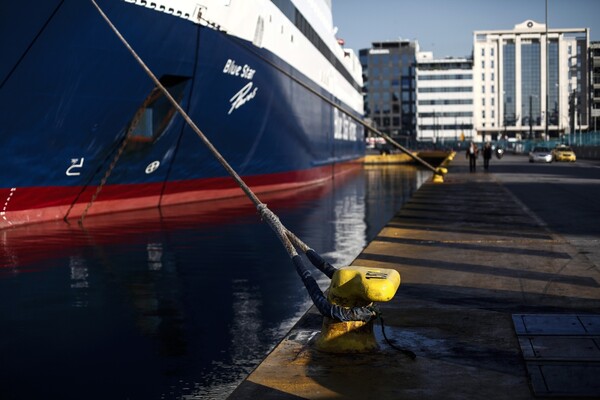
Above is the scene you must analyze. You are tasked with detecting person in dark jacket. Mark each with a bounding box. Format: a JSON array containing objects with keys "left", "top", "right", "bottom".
[
  {"left": 466, "top": 141, "right": 478, "bottom": 172},
  {"left": 483, "top": 142, "right": 492, "bottom": 170}
]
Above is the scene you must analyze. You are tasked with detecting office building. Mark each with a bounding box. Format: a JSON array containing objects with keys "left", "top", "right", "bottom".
[
  {"left": 416, "top": 53, "right": 474, "bottom": 142},
  {"left": 473, "top": 20, "right": 589, "bottom": 141},
  {"left": 359, "top": 40, "right": 418, "bottom": 139}
]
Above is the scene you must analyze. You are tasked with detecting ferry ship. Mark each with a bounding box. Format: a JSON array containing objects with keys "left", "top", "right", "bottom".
[{"left": 0, "top": 0, "right": 364, "bottom": 229}]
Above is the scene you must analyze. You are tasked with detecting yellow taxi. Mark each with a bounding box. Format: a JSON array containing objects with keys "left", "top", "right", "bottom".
[{"left": 552, "top": 145, "right": 576, "bottom": 162}]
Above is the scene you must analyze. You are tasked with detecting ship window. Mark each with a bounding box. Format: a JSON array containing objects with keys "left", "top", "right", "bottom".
[{"left": 128, "top": 75, "right": 189, "bottom": 145}]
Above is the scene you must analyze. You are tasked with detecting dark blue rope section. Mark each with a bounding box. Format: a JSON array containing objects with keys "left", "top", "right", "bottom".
[
  {"left": 379, "top": 315, "right": 417, "bottom": 360},
  {"left": 305, "top": 249, "right": 337, "bottom": 279},
  {"left": 292, "top": 255, "right": 376, "bottom": 322}
]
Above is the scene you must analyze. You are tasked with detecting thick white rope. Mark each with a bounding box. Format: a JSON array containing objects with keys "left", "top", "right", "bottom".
[{"left": 89, "top": 0, "right": 297, "bottom": 256}]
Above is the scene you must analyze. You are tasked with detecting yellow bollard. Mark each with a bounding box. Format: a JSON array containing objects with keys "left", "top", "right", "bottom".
[
  {"left": 432, "top": 167, "right": 446, "bottom": 183},
  {"left": 316, "top": 266, "right": 400, "bottom": 353}
]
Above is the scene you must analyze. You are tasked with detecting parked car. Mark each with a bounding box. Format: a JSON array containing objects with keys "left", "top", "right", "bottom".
[
  {"left": 529, "top": 146, "right": 553, "bottom": 163},
  {"left": 552, "top": 145, "right": 576, "bottom": 162}
]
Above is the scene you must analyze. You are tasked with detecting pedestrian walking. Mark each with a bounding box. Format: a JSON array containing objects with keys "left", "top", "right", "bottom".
[
  {"left": 483, "top": 142, "right": 492, "bottom": 171},
  {"left": 466, "top": 141, "right": 478, "bottom": 172}
]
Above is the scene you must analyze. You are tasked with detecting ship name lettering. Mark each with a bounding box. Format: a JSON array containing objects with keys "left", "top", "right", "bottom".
[
  {"left": 241, "top": 65, "right": 256, "bottom": 80},
  {"left": 228, "top": 82, "right": 258, "bottom": 115},
  {"left": 334, "top": 108, "right": 358, "bottom": 141},
  {"left": 223, "top": 59, "right": 255, "bottom": 80},
  {"left": 223, "top": 59, "right": 242, "bottom": 76}
]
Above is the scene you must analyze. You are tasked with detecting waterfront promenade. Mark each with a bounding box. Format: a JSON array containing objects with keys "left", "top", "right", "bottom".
[{"left": 229, "top": 153, "right": 600, "bottom": 399}]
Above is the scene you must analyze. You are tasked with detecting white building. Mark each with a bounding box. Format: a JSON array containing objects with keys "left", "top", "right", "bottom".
[
  {"left": 473, "top": 20, "right": 589, "bottom": 141},
  {"left": 416, "top": 52, "right": 474, "bottom": 142}
]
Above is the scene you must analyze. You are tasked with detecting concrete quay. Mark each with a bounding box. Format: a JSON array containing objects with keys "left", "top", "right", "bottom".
[{"left": 229, "top": 154, "right": 600, "bottom": 400}]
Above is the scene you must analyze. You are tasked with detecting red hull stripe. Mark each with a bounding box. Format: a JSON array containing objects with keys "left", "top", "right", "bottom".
[{"left": 0, "top": 161, "right": 362, "bottom": 228}]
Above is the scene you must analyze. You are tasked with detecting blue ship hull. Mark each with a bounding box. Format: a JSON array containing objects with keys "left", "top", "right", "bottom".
[{"left": 0, "top": 0, "right": 364, "bottom": 228}]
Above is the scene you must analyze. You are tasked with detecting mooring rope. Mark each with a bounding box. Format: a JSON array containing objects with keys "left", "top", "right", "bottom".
[
  {"left": 378, "top": 314, "right": 417, "bottom": 359},
  {"left": 198, "top": 16, "right": 440, "bottom": 176},
  {"left": 89, "top": 0, "right": 376, "bottom": 322}
]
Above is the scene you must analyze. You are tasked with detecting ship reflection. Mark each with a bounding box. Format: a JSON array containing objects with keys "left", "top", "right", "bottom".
[
  {"left": 0, "top": 164, "right": 427, "bottom": 399},
  {"left": 0, "top": 175, "right": 337, "bottom": 270}
]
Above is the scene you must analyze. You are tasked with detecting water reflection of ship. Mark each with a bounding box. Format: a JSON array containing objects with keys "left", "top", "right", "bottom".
[
  {"left": 0, "top": 165, "right": 365, "bottom": 362},
  {"left": 0, "top": 164, "right": 428, "bottom": 398}
]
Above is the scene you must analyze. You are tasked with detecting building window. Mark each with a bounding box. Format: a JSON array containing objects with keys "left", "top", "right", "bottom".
[
  {"left": 482, "top": 98, "right": 486, "bottom": 106},
  {"left": 503, "top": 41, "right": 516, "bottom": 126},
  {"left": 481, "top": 48, "right": 485, "bottom": 56},
  {"left": 548, "top": 40, "right": 559, "bottom": 124},
  {"left": 482, "top": 60, "right": 485, "bottom": 68},
  {"left": 521, "top": 40, "right": 541, "bottom": 125}
]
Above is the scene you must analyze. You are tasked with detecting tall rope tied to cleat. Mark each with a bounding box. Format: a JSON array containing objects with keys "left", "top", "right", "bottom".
[
  {"left": 196, "top": 16, "right": 442, "bottom": 179},
  {"left": 89, "top": 0, "right": 378, "bottom": 324}
]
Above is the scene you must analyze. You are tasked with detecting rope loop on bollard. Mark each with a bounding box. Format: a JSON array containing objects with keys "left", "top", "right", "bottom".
[{"left": 292, "top": 255, "right": 377, "bottom": 322}]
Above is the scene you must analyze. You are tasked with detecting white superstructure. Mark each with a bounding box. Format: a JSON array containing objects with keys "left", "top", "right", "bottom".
[{"left": 124, "top": 0, "right": 363, "bottom": 114}]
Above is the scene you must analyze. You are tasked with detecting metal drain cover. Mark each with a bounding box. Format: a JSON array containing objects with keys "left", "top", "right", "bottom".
[{"left": 513, "top": 314, "right": 600, "bottom": 397}]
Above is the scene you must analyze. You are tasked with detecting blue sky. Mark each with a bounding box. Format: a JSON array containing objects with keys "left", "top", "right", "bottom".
[{"left": 333, "top": 0, "right": 600, "bottom": 58}]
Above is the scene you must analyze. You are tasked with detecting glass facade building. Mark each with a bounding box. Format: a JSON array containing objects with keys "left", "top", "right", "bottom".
[
  {"left": 473, "top": 20, "right": 589, "bottom": 140},
  {"left": 359, "top": 40, "right": 418, "bottom": 138}
]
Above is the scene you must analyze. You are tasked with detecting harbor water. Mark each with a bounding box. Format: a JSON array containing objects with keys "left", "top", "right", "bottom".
[{"left": 0, "top": 165, "right": 428, "bottom": 400}]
